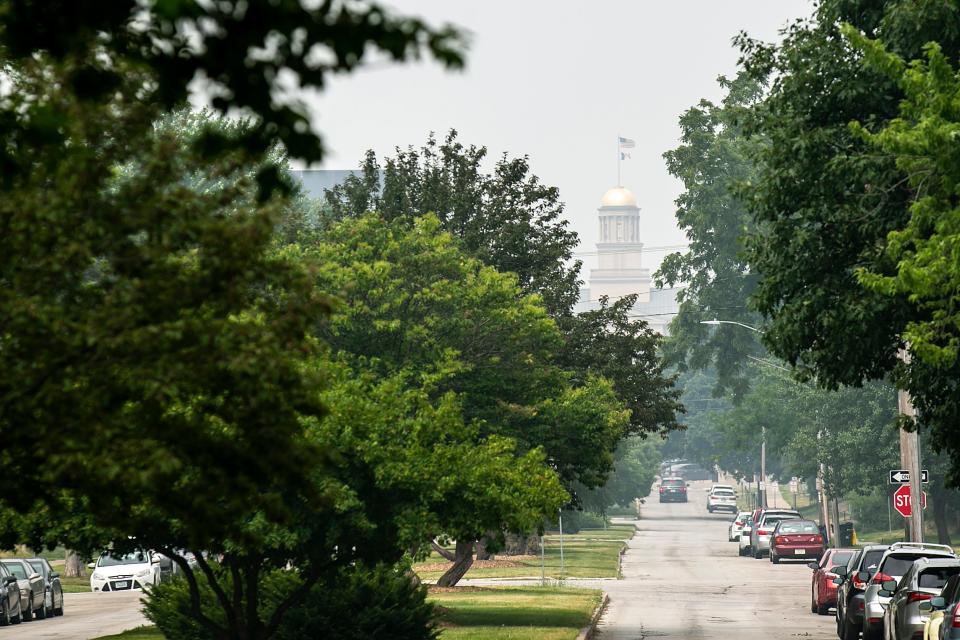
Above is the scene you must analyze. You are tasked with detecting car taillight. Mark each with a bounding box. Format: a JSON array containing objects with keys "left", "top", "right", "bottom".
[
  {"left": 734, "top": 521, "right": 743, "bottom": 526},
  {"left": 679, "top": 486, "right": 686, "bottom": 492},
  {"left": 872, "top": 572, "right": 893, "bottom": 585},
  {"left": 660, "top": 487, "right": 665, "bottom": 493},
  {"left": 813, "top": 535, "right": 823, "bottom": 544},
  {"left": 758, "top": 529, "right": 771, "bottom": 535},
  {"left": 773, "top": 536, "right": 786, "bottom": 545},
  {"left": 907, "top": 592, "right": 931, "bottom": 603},
  {"left": 853, "top": 576, "right": 867, "bottom": 590},
  {"left": 953, "top": 601, "right": 960, "bottom": 628}
]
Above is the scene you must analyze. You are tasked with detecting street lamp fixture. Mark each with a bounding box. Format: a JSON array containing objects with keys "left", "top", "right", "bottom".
[{"left": 699, "top": 319, "right": 764, "bottom": 333}]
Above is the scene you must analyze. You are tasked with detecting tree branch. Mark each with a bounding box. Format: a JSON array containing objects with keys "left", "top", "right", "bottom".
[
  {"left": 263, "top": 565, "right": 323, "bottom": 639},
  {"left": 193, "top": 550, "right": 238, "bottom": 637},
  {"left": 156, "top": 547, "right": 228, "bottom": 640},
  {"left": 430, "top": 540, "right": 456, "bottom": 561}
]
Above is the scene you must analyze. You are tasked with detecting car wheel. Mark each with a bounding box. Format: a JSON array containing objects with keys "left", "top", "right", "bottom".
[
  {"left": 862, "top": 623, "right": 881, "bottom": 640},
  {"left": 11, "top": 594, "right": 21, "bottom": 624},
  {"left": 0, "top": 600, "right": 8, "bottom": 626},
  {"left": 817, "top": 602, "right": 830, "bottom": 615},
  {"left": 811, "top": 591, "right": 817, "bottom": 614},
  {"left": 840, "top": 616, "right": 858, "bottom": 640},
  {"left": 21, "top": 594, "right": 32, "bottom": 622},
  {"left": 38, "top": 590, "right": 51, "bottom": 619},
  {"left": 771, "top": 553, "right": 780, "bottom": 564},
  {"left": 54, "top": 590, "right": 63, "bottom": 616},
  {"left": 753, "top": 548, "right": 762, "bottom": 559}
]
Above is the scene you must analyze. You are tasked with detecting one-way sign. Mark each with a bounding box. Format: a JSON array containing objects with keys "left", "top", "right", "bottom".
[{"left": 889, "top": 469, "right": 929, "bottom": 484}]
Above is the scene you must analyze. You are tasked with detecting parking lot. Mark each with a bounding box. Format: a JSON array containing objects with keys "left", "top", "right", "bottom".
[{"left": 0, "top": 591, "right": 145, "bottom": 640}]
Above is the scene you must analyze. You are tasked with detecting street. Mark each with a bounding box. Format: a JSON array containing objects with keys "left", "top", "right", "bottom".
[
  {"left": 596, "top": 481, "right": 836, "bottom": 640},
  {"left": 0, "top": 592, "right": 147, "bottom": 640}
]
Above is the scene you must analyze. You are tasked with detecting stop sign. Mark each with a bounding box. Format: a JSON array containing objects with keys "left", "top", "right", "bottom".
[{"left": 893, "top": 484, "right": 927, "bottom": 517}]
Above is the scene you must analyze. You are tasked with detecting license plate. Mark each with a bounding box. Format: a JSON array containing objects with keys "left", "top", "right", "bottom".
[
  {"left": 794, "top": 549, "right": 806, "bottom": 555},
  {"left": 114, "top": 581, "right": 129, "bottom": 588}
]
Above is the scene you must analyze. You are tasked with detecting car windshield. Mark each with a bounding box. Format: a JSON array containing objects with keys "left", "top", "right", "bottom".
[
  {"left": 662, "top": 479, "right": 685, "bottom": 486},
  {"left": 882, "top": 554, "right": 951, "bottom": 578},
  {"left": 3, "top": 562, "right": 28, "bottom": 579},
  {"left": 776, "top": 521, "right": 818, "bottom": 534},
  {"left": 98, "top": 551, "right": 150, "bottom": 567},
  {"left": 919, "top": 567, "right": 960, "bottom": 589}
]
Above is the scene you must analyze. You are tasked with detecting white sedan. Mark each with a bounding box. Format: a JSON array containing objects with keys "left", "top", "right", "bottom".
[
  {"left": 728, "top": 511, "right": 751, "bottom": 541},
  {"left": 90, "top": 551, "right": 163, "bottom": 592}
]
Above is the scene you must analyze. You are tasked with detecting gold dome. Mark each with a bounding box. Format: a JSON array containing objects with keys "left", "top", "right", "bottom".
[{"left": 600, "top": 186, "right": 637, "bottom": 207}]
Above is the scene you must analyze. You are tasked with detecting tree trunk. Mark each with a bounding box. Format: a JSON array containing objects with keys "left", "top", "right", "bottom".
[
  {"left": 474, "top": 535, "right": 493, "bottom": 561},
  {"left": 64, "top": 549, "right": 86, "bottom": 578},
  {"left": 932, "top": 485, "right": 952, "bottom": 546},
  {"left": 436, "top": 540, "right": 474, "bottom": 587}
]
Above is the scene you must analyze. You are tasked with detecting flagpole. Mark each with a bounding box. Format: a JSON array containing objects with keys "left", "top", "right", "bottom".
[{"left": 617, "top": 136, "right": 621, "bottom": 187}]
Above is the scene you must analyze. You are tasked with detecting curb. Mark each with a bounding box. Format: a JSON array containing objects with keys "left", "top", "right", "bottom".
[{"left": 576, "top": 593, "right": 609, "bottom": 640}]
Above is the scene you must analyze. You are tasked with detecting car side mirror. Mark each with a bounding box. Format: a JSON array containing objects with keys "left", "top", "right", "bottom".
[
  {"left": 879, "top": 589, "right": 892, "bottom": 597},
  {"left": 919, "top": 601, "right": 933, "bottom": 613},
  {"left": 857, "top": 571, "right": 870, "bottom": 582},
  {"left": 28, "top": 572, "right": 40, "bottom": 580},
  {"left": 832, "top": 577, "right": 843, "bottom": 586},
  {"left": 2, "top": 576, "right": 15, "bottom": 585},
  {"left": 87, "top": 562, "right": 96, "bottom": 570},
  {"left": 808, "top": 561, "right": 819, "bottom": 570},
  {"left": 932, "top": 596, "right": 946, "bottom": 609},
  {"left": 49, "top": 571, "right": 59, "bottom": 579},
  {"left": 882, "top": 579, "right": 897, "bottom": 591},
  {"left": 834, "top": 566, "right": 848, "bottom": 577}
]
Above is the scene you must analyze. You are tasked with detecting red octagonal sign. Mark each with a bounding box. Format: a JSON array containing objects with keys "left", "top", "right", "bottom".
[{"left": 893, "top": 484, "right": 927, "bottom": 518}]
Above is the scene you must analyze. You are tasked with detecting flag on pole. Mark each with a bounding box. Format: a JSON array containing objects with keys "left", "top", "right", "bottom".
[
  {"left": 618, "top": 136, "right": 636, "bottom": 149},
  {"left": 621, "top": 152, "right": 631, "bottom": 160}
]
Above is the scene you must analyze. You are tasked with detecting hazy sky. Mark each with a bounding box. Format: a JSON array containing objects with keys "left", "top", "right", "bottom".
[{"left": 308, "top": 1, "right": 813, "bottom": 274}]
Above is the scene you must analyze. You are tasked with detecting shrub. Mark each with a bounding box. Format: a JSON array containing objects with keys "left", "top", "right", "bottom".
[{"left": 144, "top": 564, "right": 437, "bottom": 640}]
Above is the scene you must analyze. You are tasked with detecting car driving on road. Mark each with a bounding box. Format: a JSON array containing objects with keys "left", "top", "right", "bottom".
[
  {"left": 0, "top": 559, "right": 45, "bottom": 621},
  {"left": 810, "top": 548, "right": 855, "bottom": 615},
  {"left": 90, "top": 550, "right": 163, "bottom": 592},
  {"left": 881, "top": 557, "right": 960, "bottom": 640},
  {"left": 0, "top": 562, "right": 22, "bottom": 626},
  {"left": 749, "top": 508, "right": 801, "bottom": 559},
  {"left": 26, "top": 557, "right": 64, "bottom": 618},
  {"left": 861, "top": 542, "right": 955, "bottom": 640},
  {"left": 835, "top": 544, "right": 891, "bottom": 640},
  {"left": 659, "top": 477, "right": 688, "bottom": 503}
]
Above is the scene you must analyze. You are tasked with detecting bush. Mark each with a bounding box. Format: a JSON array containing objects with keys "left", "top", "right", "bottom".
[
  {"left": 144, "top": 564, "right": 438, "bottom": 640},
  {"left": 545, "top": 510, "right": 608, "bottom": 534}
]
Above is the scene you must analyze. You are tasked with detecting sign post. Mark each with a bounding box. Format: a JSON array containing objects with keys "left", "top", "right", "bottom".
[{"left": 893, "top": 483, "right": 927, "bottom": 518}]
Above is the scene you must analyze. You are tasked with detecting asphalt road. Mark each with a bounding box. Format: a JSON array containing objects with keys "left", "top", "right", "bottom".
[
  {"left": 596, "top": 481, "right": 837, "bottom": 640},
  {"left": 0, "top": 591, "right": 147, "bottom": 640}
]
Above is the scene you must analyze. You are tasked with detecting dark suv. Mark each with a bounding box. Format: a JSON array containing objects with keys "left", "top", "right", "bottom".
[
  {"left": 834, "top": 544, "right": 890, "bottom": 640},
  {"left": 659, "top": 477, "right": 688, "bottom": 503}
]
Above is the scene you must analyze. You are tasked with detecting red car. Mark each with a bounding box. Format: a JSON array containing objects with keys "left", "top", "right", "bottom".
[
  {"left": 810, "top": 547, "right": 856, "bottom": 615},
  {"left": 769, "top": 519, "right": 825, "bottom": 564}
]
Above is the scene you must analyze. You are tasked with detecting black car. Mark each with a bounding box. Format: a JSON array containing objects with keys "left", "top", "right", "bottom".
[
  {"left": 0, "top": 562, "right": 22, "bottom": 626},
  {"left": 27, "top": 558, "right": 64, "bottom": 617},
  {"left": 922, "top": 572, "right": 960, "bottom": 639},
  {"left": 659, "top": 477, "right": 688, "bottom": 503},
  {"left": 833, "top": 544, "right": 889, "bottom": 640}
]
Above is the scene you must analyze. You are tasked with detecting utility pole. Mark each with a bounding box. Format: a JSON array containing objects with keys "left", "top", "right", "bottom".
[
  {"left": 898, "top": 349, "right": 923, "bottom": 543},
  {"left": 760, "top": 427, "right": 767, "bottom": 508},
  {"left": 818, "top": 462, "right": 830, "bottom": 545}
]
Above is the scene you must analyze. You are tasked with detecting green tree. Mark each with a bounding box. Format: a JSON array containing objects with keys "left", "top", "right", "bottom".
[
  {"left": 655, "top": 72, "right": 766, "bottom": 399},
  {"left": 299, "top": 212, "right": 620, "bottom": 585},
  {"left": 324, "top": 131, "right": 582, "bottom": 316}
]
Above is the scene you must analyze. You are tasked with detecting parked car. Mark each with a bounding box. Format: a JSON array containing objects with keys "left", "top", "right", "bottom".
[
  {"left": 835, "top": 544, "right": 891, "bottom": 640},
  {"left": 750, "top": 509, "right": 801, "bottom": 559},
  {"left": 26, "top": 558, "right": 64, "bottom": 617},
  {"left": 0, "top": 562, "right": 22, "bottom": 626},
  {"left": 659, "top": 477, "right": 688, "bottom": 503},
  {"left": 738, "top": 515, "right": 756, "bottom": 556},
  {"left": 918, "top": 573, "right": 960, "bottom": 640},
  {"left": 729, "top": 511, "right": 751, "bottom": 542},
  {"left": 861, "top": 542, "right": 956, "bottom": 640},
  {"left": 90, "top": 550, "right": 164, "bottom": 592},
  {"left": 881, "top": 557, "right": 960, "bottom": 640},
  {"left": 769, "top": 518, "right": 825, "bottom": 564},
  {"left": 810, "top": 548, "right": 855, "bottom": 615},
  {"left": 0, "top": 559, "right": 45, "bottom": 621},
  {"left": 707, "top": 487, "right": 737, "bottom": 513}
]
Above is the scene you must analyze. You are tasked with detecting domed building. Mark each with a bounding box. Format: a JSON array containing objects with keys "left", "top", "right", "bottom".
[{"left": 577, "top": 185, "right": 680, "bottom": 335}]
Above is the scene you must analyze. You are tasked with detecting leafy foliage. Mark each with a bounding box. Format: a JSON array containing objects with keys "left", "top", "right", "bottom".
[
  {"left": 324, "top": 131, "right": 582, "bottom": 316},
  {"left": 655, "top": 72, "right": 766, "bottom": 399},
  {"left": 0, "top": 0, "right": 465, "bottom": 172}
]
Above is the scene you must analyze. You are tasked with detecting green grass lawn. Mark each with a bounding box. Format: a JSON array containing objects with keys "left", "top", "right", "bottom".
[
  {"left": 61, "top": 574, "right": 91, "bottom": 593},
  {"left": 414, "top": 524, "right": 633, "bottom": 581},
  {"left": 432, "top": 586, "right": 602, "bottom": 640}
]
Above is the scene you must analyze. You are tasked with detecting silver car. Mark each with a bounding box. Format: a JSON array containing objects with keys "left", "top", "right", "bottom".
[
  {"left": 861, "top": 542, "right": 955, "bottom": 640},
  {"left": 729, "top": 511, "right": 751, "bottom": 542},
  {"left": 0, "top": 559, "right": 45, "bottom": 621},
  {"left": 749, "top": 509, "right": 801, "bottom": 559},
  {"left": 880, "top": 557, "right": 960, "bottom": 640}
]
